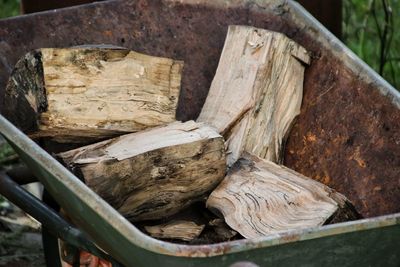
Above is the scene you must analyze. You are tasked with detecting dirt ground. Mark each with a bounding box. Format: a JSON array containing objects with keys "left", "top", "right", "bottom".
[{"left": 0, "top": 204, "right": 45, "bottom": 267}]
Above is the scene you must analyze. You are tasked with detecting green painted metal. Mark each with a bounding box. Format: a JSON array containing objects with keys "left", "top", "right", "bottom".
[
  {"left": 0, "top": 110, "right": 400, "bottom": 266},
  {"left": 1, "top": 111, "right": 399, "bottom": 267},
  {"left": 0, "top": 0, "right": 399, "bottom": 266},
  {"left": 0, "top": 173, "right": 122, "bottom": 265}
]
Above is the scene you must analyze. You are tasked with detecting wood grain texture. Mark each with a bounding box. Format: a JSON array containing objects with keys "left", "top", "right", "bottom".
[
  {"left": 206, "top": 153, "right": 360, "bottom": 239},
  {"left": 4, "top": 46, "right": 183, "bottom": 142},
  {"left": 197, "top": 25, "right": 310, "bottom": 165},
  {"left": 58, "top": 121, "right": 226, "bottom": 221},
  {"left": 144, "top": 220, "right": 205, "bottom": 241}
]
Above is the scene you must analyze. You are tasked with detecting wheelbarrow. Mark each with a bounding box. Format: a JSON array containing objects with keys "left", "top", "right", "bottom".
[{"left": 0, "top": 0, "right": 399, "bottom": 266}]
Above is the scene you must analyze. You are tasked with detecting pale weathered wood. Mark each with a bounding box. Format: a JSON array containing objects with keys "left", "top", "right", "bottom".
[
  {"left": 58, "top": 121, "right": 226, "bottom": 222},
  {"left": 197, "top": 26, "right": 310, "bottom": 165},
  {"left": 144, "top": 220, "right": 205, "bottom": 241},
  {"left": 206, "top": 153, "right": 360, "bottom": 239},
  {"left": 4, "top": 46, "right": 183, "bottom": 142}
]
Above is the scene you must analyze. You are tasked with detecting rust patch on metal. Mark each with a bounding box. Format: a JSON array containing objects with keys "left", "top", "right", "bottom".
[
  {"left": 274, "top": 12, "right": 400, "bottom": 217},
  {"left": 279, "top": 232, "right": 301, "bottom": 243},
  {"left": 0, "top": 0, "right": 398, "bottom": 219},
  {"left": 284, "top": 51, "right": 400, "bottom": 217}
]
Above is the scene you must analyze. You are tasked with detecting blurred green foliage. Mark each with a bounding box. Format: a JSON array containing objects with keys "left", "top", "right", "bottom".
[
  {"left": 343, "top": 0, "right": 400, "bottom": 89},
  {"left": 0, "top": 141, "right": 16, "bottom": 164},
  {"left": 0, "top": 0, "right": 20, "bottom": 19}
]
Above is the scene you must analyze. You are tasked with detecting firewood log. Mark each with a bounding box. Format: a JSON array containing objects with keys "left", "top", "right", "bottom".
[
  {"left": 4, "top": 46, "right": 183, "bottom": 143},
  {"left": 58, "top": 121, "right": 226, "bottom": 221},
  {"left": 144, "top": 220, "right": 205, "bottom": 242},
  {"left": 197, "top": 25, "right": 310, "bottom": 165},
  {"left": 206, "top": 153, "right": 361, "bottom": 239}
]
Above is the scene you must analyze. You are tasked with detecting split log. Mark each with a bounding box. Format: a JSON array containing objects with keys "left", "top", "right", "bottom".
[
  {"left": 206, "top": 153, "right": 361, "bottom": 239},
  {"left": 138, "top": 202, "right": 240, "bottom": 244},
  {"left": 58, "top": 121, "right": 226, "bottom": 221},
  {"left": 144, "top": 220, "right": 205, "bottom": 242},
  {"left": 3, "top": 46, "right": 183, "bottom": 143},
  {"left": 197, "top": 25, "right": 310, "bottom": 165}
]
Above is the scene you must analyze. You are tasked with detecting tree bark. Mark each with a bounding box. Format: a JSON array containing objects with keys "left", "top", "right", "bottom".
[
  {"left": 58, "top": 121, "right": 226, "bottom": 222},
  {"left": 4, "top": 46, "right": 183, "bottom": 143},
  {"left": 197, "top": 25, "right": 310, "bottom": 166},
  {"left": 206, "top": 153, "right": 361, "bottom": 239}
]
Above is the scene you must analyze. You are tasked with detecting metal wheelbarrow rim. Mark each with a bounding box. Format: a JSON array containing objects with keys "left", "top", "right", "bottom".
[
  {"left": 1, "top": 113, "right": 399, "bottom": 259},
  {"left": 0, "top": 0, "right": 399, "bottom": 265}
]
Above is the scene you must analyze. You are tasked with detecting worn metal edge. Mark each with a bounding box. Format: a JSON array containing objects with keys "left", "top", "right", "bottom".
[
  {"left": 0, "top": 115, "right": 169, "bottom": 254},
  {"left": 286, "top": 0, "right": 400, "bottom": 109},
  {"left": 1, "top": 113, "right": 399, "bottom": 258},
  {"left": 163, "top": 0, "right": 400, "bottom": 107},
  {"left": 0, "top": 0, "right": 397, "bottom": 106}
]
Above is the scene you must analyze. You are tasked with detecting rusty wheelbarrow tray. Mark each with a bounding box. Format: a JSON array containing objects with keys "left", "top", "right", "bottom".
[{"left": 0, "top": 0, "right": 399, "bottom": 266}]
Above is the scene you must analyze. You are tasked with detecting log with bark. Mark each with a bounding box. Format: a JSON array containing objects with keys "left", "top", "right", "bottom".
[
  {"left": 3, "top": 46, "right": 183, "bottom": 143},
  {"left": 197, "top": 25, "right": 310, "bottom": 165},
  {"left": 206, "top": 153, "right": 361, "bottom": 239},
  {"left": 139, "top": 202, "right": 239, "bottom": 244},
  {"left": 58, "top": 120, "right": 226, "bottom": 222},
  {"left": 144, "top": 220, "right": 205, "bottom": 242}
]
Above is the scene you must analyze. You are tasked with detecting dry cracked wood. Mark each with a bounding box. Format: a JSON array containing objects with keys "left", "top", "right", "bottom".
[
  {"left": 58, "top": 121, "right": 226, "bottom": 222},
  {"left": 197, "top": 25, "right": 310, "bottom": 165},
  {"left": 4, "top": 46, "right": 183, "bottom": 143},
  {"left": 144, "top": 220, "right": 205, "bottom": 242},
  {"left": 206, "top": 153, "right": 360, "bottom": 239}
]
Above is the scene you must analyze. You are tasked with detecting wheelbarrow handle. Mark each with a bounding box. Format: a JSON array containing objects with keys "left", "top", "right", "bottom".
[
  {"left": 0, "top": 171, "right": 122, "bottom": 266},
  {"left": 6, "top": 163, "right": 38, "bottom": 185}
]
